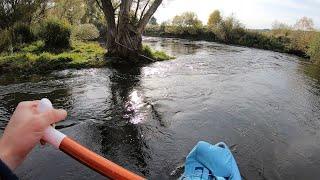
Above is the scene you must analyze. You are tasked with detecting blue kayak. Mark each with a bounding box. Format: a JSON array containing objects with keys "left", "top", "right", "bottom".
[{"left": 180, "top": 141, "right": 241, "bottom": 180}]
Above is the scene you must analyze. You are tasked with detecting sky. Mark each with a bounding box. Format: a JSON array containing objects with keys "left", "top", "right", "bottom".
[{"left": 153, "top": 0, "right": 320, "bottom": 29}]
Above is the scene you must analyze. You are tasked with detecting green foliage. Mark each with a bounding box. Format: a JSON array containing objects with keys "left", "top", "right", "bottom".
[
  {"left": 81, "top": 0, "right": 106, "bottom": 34},
  {"left": 40, "top": 19, "right": 72, "bottom": 49},
  {"left": 142, "top": 45, "right": 173, "bottom": 61},
  {"left": 72, "top": 24, "right": 100, "bottom": 41},
  {"left": 0, "top": 0, "right": 45, "bottom": 29},
  {"left": 214, "top": 16, "right": 244, "bottom": 42},
  {"left": 307, "top": 33, "right": 320, "bottom": 63},
  {"left": 172, "top": 12, "right": 202, "bottom": 28},
  {"left": 50, "top": 0, "right": 86, "bottom": 25},
  {"left": 271, "top": 21, "right": 292, "bottom": 37},
  {"left": 20, "top": 41, "right": 45, "bottom": 53},
  {"left": 207, "top": 10, "right": 222, "bottom": 29},
  {"left": 164, "top": 25, "right": 204, "bottom": 35},
  {"left": 0, "top": 23, "right": 37, "bottom": 54},
  {"left": 149, "top": 17, "right": 158, "bottom": 25},
  {"left": 0, "top": 29, "right": 13, "bottom": 54},
  {"left": 0, "top": 41, "right": 105, "bottom": 73},
  {"left": 145, "top": 13, "right": 320, "bottom": 59},
  {"left": 290, "top": 31, "right": 316, "bottom": 55},
  {"left": 12, "top": 23, "right": 35, "bottom": 44}
]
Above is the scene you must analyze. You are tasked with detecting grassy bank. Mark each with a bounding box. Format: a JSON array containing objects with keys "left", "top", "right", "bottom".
[
  {"left": 142, "top": 45, "right": 174, "bottom": 61},
  {"left": 144, "top": 25, "right": 313, "bottom": 57},
  {"left": 0, "top": 40, "right": 173, "bottom": 74},
  {"left": 0, "top": 41, "right": 106, "bottom": 74}
]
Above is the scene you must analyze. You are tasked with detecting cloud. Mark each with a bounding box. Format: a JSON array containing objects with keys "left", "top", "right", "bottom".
[{"left": 154, "top": 0, "right": 320, "bottom": 29}]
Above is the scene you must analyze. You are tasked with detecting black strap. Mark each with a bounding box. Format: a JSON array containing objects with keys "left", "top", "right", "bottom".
[{"left": 0, "top": 159, "right": 18, "bottom": 180}]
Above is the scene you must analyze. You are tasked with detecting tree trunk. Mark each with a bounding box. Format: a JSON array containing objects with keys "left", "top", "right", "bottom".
[
  {"left": 108, "top": 28, "right": 142, "bottom": 58},
  {"left": 100, "top": 0, "right": 162, "bottom": 60}
]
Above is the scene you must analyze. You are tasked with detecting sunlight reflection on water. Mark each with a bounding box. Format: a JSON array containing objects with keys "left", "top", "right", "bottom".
[{"left": 125, "top": 90, "right": 148, "bottom": 124}]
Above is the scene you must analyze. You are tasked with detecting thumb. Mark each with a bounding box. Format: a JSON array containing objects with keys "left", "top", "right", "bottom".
[{"left": 40, "top": 109, "right": 67, "bottom": 125}]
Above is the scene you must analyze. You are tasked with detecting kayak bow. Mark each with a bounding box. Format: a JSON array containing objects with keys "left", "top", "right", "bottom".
[{"left": 38, "top": 98, "right": 145, "bottom": 180}]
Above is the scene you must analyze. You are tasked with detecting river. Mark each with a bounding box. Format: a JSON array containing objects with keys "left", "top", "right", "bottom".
[{"left": 1, "top": 37, "right": 320, "bottom": 179}]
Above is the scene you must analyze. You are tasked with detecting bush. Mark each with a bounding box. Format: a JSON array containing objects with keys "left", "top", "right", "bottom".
[
  {"left": 12, "top": 23, "right": 35, "bottom": 44},
  {"left": 40, "top": 19, "right": 71, "bottom": 49},
  {"left": 308, "top": 33, "right": 320, "bottom": 64},
  {"left": 0, "top": 29, "right": 13, "bottom": 53},
  {"left": 72, "top": 23, "right": 100, "bottom": 41}
]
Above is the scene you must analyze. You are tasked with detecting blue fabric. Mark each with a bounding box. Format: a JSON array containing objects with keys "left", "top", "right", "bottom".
[{"left": 181, "top": 141, "right": 241, "bottom": 180}]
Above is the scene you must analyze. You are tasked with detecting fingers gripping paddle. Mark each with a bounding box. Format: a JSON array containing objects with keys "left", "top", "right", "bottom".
[{"left": 38, "top": 98, "right": 145, "bottom": 180}]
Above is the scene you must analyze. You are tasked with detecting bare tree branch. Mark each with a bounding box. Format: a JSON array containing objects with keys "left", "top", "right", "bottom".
[
  {"left": 95, "top": 0, "right": 103, "bottom": 10},
  {"left": 134, "top": 0, "right": 140, "bottom": 21},
  {"left": 137, "top": 0, "right": 162, "bottom": 33},
  {"left": 113, "top": 2, "right": 121, "bottom": 10},
  {"left": 139, "top": 0, "right": 149, "bottom": 21}
]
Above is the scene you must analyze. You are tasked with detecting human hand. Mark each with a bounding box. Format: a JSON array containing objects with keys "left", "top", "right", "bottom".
[{"left": 0, "top": 100, "right": 67, "bottom": 170}]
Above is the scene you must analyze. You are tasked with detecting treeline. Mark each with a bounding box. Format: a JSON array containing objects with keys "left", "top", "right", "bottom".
[
  {"left": 0, "top": 0, "right": 108, "bottom": 74},
  {"left": 144, "top": 10, "right": 320, "bottom": 64},
  {"left": 0, "top": 0, "right": 104, "bottom": 54}
]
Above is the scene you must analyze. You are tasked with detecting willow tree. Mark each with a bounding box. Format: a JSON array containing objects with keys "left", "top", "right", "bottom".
[{"left": 96, "top": 0, "right": 162, "bottom": 58}]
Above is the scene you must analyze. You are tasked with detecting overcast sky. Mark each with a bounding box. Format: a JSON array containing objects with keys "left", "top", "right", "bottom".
[{"left": 153, "top": 0, "right": 320, "bottom": 29}]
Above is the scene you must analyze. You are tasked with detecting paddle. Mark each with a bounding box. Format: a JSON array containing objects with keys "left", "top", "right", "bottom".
[{"left": 38, "top": 98, "right": 144, "bottom": 180}]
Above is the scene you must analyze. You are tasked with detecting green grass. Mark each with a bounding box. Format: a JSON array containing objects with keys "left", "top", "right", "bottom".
[
  {"left": 142, "top": 45, "right": 174, "bottom": 61},
  {"left": 0, "top": 40, "right": 106, "bottom": 74}
]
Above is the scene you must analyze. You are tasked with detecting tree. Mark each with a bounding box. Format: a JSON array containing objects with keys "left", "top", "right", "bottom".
[
  {"left": 215, "top": 15, "right": 244, "bottom": 42},
  {"left": 149, "top": 16, "right": 158, "bottom": 25},
  {"left": 96, "top": 0, "right": 163, "bottom": 59},
  {"left": 307, "top": 32, "right": 320, "bottom": 63},
  {"left": 50, "top": 0, "right": 87, "bottom": 25},
  {"left": 272, "top": 20, "right": 291, "bottom": 30},
  {"left": 81, "top": 0, "right": 105, "bottom": 25},
  {"left": 0, "top": 0, "right": 47, "bottom": 29},
  {"left": 294, "top": 17, "right": 314, "bottom": 31},
  {"left": 271, "top": 20, "right": 292, "bottom": 36},
  {"left": 207, "top": 10, "right": 221, "bottom": 29},
  {"left": 172, "top": 11, "right": 202, "bottom": 27}
]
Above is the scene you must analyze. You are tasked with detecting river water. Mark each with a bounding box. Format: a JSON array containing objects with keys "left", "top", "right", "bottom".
[{"left": 1, "top": 37, "right": 320, "bottom": 179}]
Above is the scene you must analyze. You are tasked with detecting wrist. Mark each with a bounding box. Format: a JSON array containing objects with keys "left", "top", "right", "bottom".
[{"left": 0, "top": 137, "right": 19, "bottom": 170}]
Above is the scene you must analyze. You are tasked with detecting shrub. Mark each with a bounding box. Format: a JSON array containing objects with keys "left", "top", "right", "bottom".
[
  {"left": 12, "top": 23, "right": 35, "bottom": 44},
  {"left": 290, "top": 31, "right": 316, "bottom": 55},
  {"left": 0, "top": 29, "right": 13, "bottom": 53},
  {"left": 72, "top": 23, "right": 100, "bottom": 41},
  {"left": 307, "top": 32, "right": 320, "bottom": 64},
  {"left": 40, "top": 19, "right": 71, "bottom": 49}
]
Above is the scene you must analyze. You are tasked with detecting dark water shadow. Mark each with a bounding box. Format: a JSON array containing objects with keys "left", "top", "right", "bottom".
[
  {"left": 97, "top": 66, "right": 150, "bottom": 176},
  {"left": 0, "top": 86, "right": 73, "bottom": 130}
]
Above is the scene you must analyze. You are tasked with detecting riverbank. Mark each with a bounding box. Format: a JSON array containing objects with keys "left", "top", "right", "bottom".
[
  {"left": 0, "top": 41, "right": 106, "bottom": 74},
  {"left": 0, "top": 40, "right": 172, "bottom": 75},
  {"left": 144, "top": 25, "right": 317, "bottom": 59}
]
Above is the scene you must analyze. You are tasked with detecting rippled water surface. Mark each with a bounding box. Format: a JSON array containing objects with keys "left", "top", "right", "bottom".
[{"left": 1, "top": 37, "right": 320, "bottom": 179}]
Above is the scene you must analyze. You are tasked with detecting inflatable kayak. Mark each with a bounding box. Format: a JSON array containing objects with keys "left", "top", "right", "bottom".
[{"left": 180, "top": 141, "right": 241, "bottom": 180}]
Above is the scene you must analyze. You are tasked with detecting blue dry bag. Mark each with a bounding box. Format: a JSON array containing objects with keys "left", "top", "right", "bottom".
[{"left": 180, "top": 141, "right": 241, "bottom": 180}]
